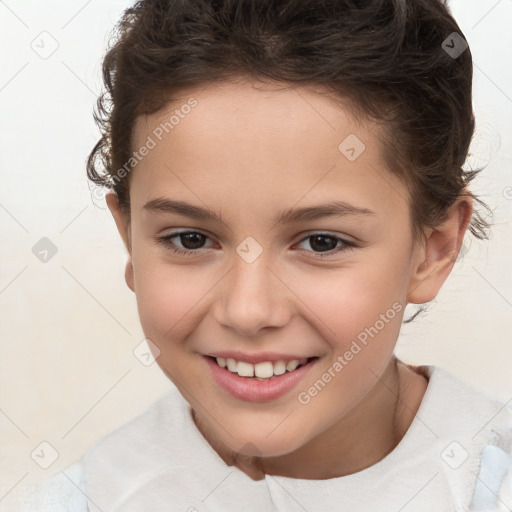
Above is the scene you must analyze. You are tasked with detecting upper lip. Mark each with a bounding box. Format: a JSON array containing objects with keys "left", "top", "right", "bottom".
[{"left": 204, "top": 351, "right": 317, "bottom": 364}]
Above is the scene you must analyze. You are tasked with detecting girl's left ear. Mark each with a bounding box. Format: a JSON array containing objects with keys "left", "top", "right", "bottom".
[{"left": 407, "top": 195, "right": 473, "bottom": 304}]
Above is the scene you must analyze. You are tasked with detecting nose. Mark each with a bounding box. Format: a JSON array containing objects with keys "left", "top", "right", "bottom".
[{"left": 212, "top": 252, "right": 292, "bottom": 337}]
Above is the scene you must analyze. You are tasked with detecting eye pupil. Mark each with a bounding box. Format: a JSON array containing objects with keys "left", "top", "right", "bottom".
[
  {"left": 181, "top": 233, "right": 205, "bottom": 249},
  {"left": 310, "top": 235, "right": 337, "bottom": 252}
]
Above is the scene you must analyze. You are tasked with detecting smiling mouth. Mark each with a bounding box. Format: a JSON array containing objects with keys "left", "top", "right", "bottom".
[{"left": 206, "top": 355, "right": 319, "bottom": 380}]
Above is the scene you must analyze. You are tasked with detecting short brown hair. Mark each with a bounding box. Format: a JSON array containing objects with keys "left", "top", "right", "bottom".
[{"left": 87, "top": 0, "right": 491, "bottom": 242}]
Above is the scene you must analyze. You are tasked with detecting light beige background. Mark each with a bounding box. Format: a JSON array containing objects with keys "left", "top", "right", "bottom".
[{"left": 0, "top": 0, "right": 511, "bottom": 509}]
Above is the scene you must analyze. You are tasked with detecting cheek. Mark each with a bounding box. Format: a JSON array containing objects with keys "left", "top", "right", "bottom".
[
  {"left": 290, "top": 253, "right": 407, "bottom": 341},
  {"left": 290, "top": 268, "right": 405, "bottom": 421},
  {"left": 131, "top": 248, "right": 210, "bottom": 343},
  {"left": 131, "top": 257, "right": 217, "bottom": 385}
]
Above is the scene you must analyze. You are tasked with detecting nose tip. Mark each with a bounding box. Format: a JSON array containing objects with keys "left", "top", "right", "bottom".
[{"left": 212, "top": 258, "right": 292, "bottom": 336}]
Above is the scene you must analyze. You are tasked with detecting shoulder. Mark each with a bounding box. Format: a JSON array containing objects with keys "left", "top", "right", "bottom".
[
  {"left": 421, "top": 365, "right": 512, "bottom": 439},
  {"left": 419, "top": 365, "right": 512, "bottom": 510},
  {"left": 82, "top": 386, "right": 203, "bottom": 509},
  {"left": 21, "top": 388, "right": 186, "bottom": 512},
  {"left": 83, "top": 386, "right": 184, "bottom": 468},
  {"left": 21, "top": 461, "right": 88, "bottom": 512}
]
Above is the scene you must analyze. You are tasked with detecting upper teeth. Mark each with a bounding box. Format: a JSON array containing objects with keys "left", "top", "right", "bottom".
[{"left": 216, "top": 357, "right": 308, "bottom": 378}]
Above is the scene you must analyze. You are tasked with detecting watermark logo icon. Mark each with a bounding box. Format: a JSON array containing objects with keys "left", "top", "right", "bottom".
[
  {"left": 236, "top": 442, "right": 262, "bottom": 472},
  {"left": 133, "top": 338, "right": 161, "bottom": 366},
  {"left": 236, "top": 236, "right": 263, "bottom": 264},
  {"left": 31, "top": 31, "right": 59, "bottom": 60},
  {"left": 32, "top": 237, "right": 58, "bottom": 263},
  {"left": 441, "top": 441, "right": 469, "bottom": 469},
  {"left": 338, "top": 134, "right": 366, "bottom": 161},
  {"left": 31, "top": 441, "right": 59, "bottom": 469},
  {"left": 442, "top": 32, "right": 468, "bottom": 59},
  {"left": 89, "top": 184, "right": 107, "bottom": 206}
]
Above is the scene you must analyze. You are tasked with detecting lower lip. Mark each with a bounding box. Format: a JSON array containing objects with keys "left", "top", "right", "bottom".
[{"left": 204, "top": 356, "right": 318, "bottom": 403}]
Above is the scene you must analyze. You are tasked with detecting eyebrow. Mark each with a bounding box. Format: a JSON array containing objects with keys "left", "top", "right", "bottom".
[{"left": 143, "top": 198, "right": 376, "bottom": 225}]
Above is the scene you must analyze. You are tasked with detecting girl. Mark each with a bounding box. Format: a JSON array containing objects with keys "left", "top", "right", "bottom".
[{"left": 24, "top": 0, "right": 512, "bottom": 510}]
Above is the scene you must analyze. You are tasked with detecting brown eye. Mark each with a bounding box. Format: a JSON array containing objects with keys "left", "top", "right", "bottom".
[
  {"left": 157, "top": 231, "right": 213, "bottom": 256},
  {"left": 307, "top": 235, "right": 339, "bottom": 252},
  {"left": 177, "top": 232, "right": 207, "bottom": 250},
  {"left": 296, "top": 233, "right": 356, "bottom": 259}
]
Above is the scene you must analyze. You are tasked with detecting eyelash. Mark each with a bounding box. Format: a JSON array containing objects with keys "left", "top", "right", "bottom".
[{"left": 156, "top": 230, "right": 356, "bottom": 259}]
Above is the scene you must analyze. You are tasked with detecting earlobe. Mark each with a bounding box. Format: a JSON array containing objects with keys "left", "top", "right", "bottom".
[
  {"left": 125, "top": 259, "right": 135, "bottom": 293},
  {"left": 105, "top": 192, "right": 135, "bottom": 293},
  {"left": 407, "top": 196, "right": 473, "bottom": 304}
]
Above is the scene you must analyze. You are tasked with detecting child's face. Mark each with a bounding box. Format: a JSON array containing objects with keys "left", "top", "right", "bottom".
[{"left": 109, "top": 79, "right": 446, "bottom": 459}]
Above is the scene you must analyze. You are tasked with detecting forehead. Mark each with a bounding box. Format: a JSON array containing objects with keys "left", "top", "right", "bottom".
[
  {"left": 129, "top": 79, "right": 408, "bottom": 225},
  {"left": 136, "top": 78, "right": 367, "bottom": 156}
]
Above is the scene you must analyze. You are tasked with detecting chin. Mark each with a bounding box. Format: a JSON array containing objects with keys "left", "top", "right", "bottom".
[{"left": 225, "top": 427, "right": 309, "bottom": 459}]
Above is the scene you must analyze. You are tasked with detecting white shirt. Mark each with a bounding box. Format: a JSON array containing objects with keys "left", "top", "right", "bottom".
[{"left": 22, "top": 365, "right": 512, "bottom": 511}]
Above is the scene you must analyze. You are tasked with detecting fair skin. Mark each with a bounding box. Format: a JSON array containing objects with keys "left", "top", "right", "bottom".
[{"left": 106, "top": 78, "right": 472, "bottom": 480}]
